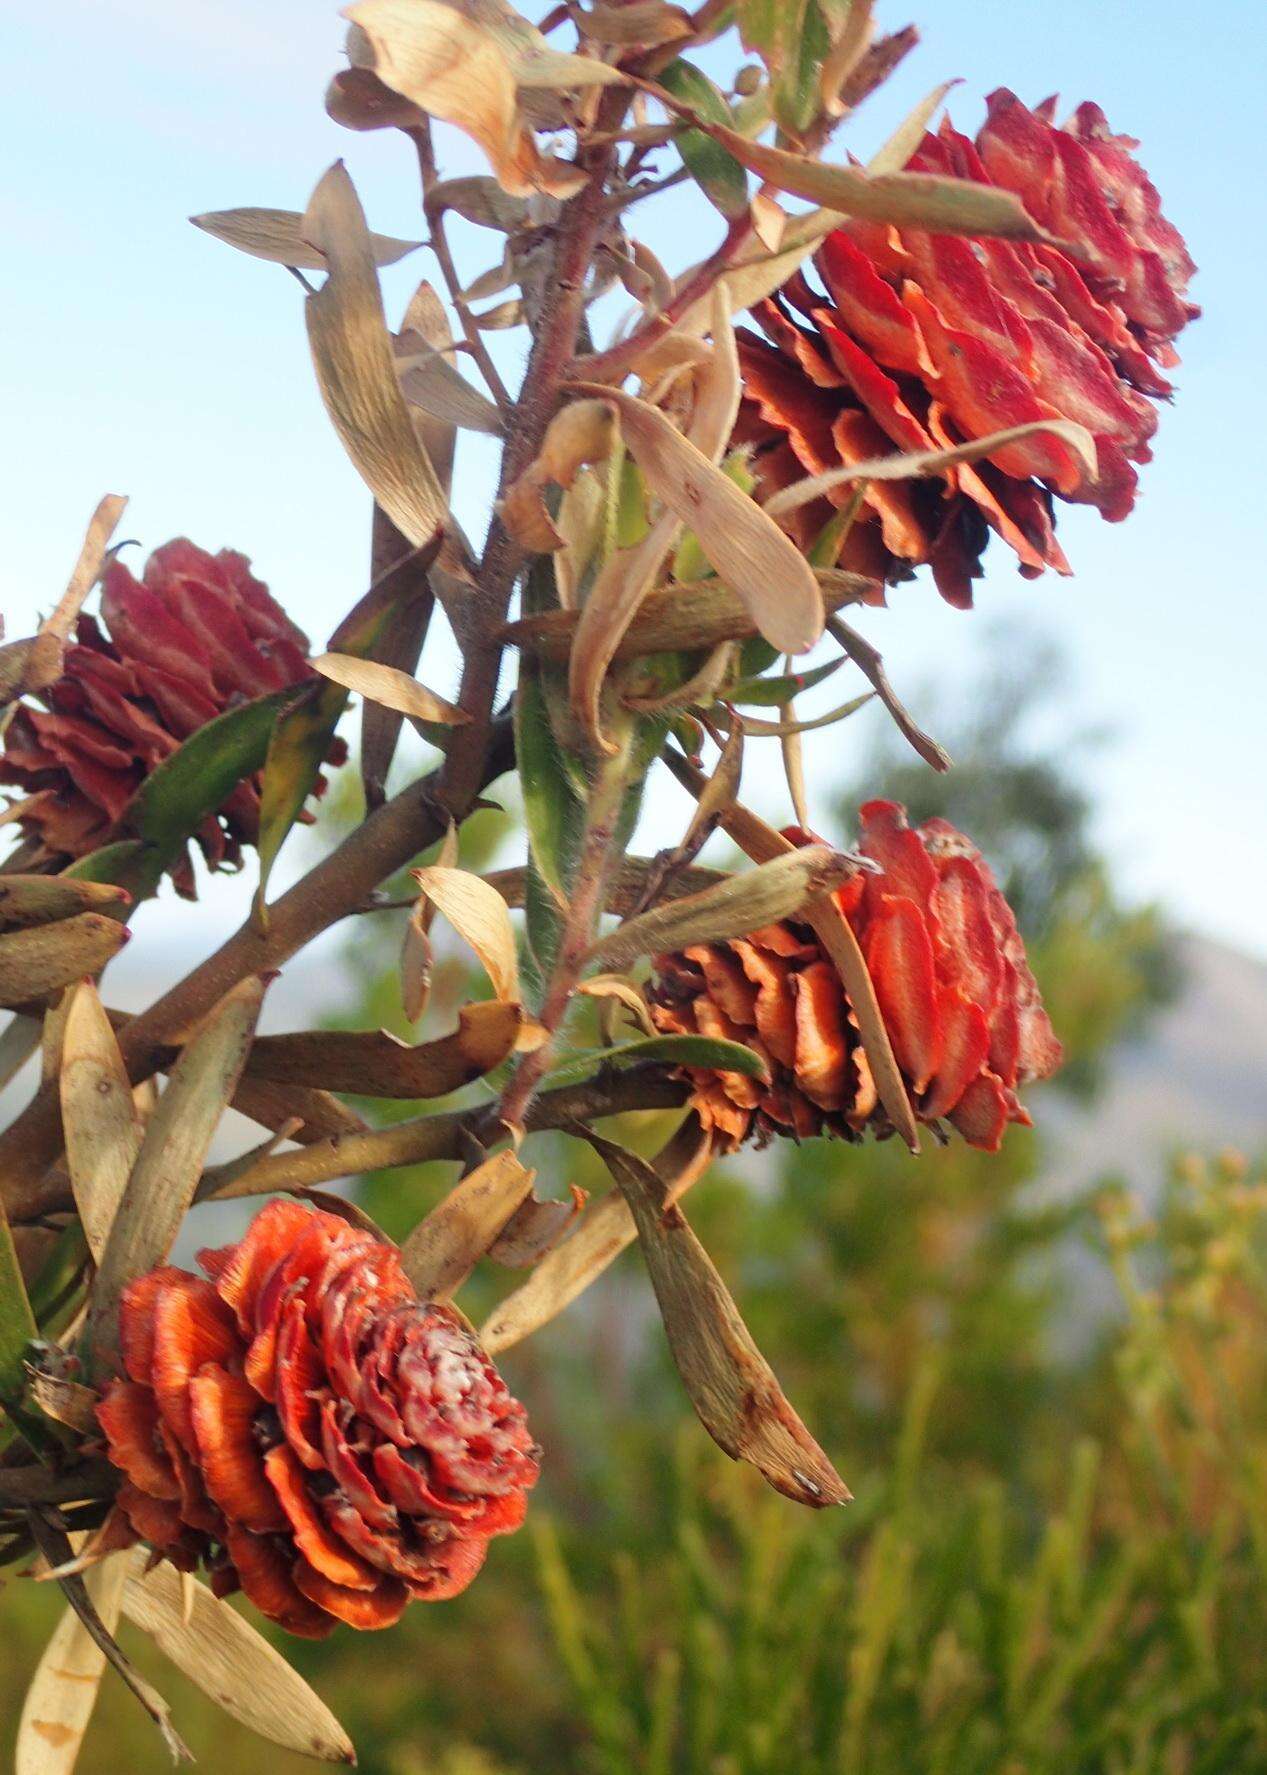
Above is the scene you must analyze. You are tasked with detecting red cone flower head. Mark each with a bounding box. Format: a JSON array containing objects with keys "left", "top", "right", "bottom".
[
  {"left": 735, "top": 93, "right": 1197, "bottom": 606},
  {"left": 96, "top": 1201, "right": 539, "bottom": 1636},
  {"left": 0, "top": 540, "right": 340, "bottom": 896},
  {"left": 650, "top": 801, "right": 1061, "bottom": 1153}
]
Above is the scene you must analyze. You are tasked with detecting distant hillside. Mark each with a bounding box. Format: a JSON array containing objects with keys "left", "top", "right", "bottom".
[{"left": 1041, "top": 933, "right": 1267, "bottom": 1199}]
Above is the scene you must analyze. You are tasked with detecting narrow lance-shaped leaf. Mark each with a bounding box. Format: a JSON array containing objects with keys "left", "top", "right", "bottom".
[
  {"left": 302, "top": 161, "right": 448, "bottom": 551},
  {"left": 0, "top": 495, "right": 127, "bottom": 708},
  {"left": 411, "top": 866, "right": 521, "bottom": 1004},
  {"left": 312, "top": 652, "right": 468, "bottom": 725},
  {"left": 0, "top": 916, "right": 130, "bottom": 1010},
  {"left": 87, "top": 976, "right": 266, "bottom": 1372},
  {"left": 670, "top": 111, "right": 1061, "bottom": 241},
  {"left": 245, "top": 1001, "right": 521, "bottom": 1098},
  {"left": 125, "top": 685, "right": 302, "bottom": 880},
  {"left": 763, "top": 418, "right": 1099, "bottom": 516},
  {"left": 590, "top": 1130, "right": 850, "bottom": 1507},
  {"left": 191, "top": 206, "right": 421, "bottom": 268},
  {"left": 120, "top": 1553, "right": 356, "bottom": 1763},
  {"left": 0, "top": 1203, "right": 36, "bottom": 1408},
  {"left": 400, "top": 1149, "right": 535, "bottom": 1300},
  {"left": 0, "top": 876, "right": 131, "bottom": 931},
  {"left": 658, "top": 60, "right": 749, "bottom": 219},
  {"left": 59, "top": 982, "right": 143, "bottom": 1264},
  {"left": 587, "top": 844, "right": 856, "bottom": 971},
  {"left": 16, "top": 1555, "right": 128, "bottom": 1775},
  {"left": 363, "top": 507, "right": 436, "bottom": 808},
  {"left": 25, "top": 1514, "right": 191, "bottom": 1766},
  {"left": 480, "top": 1116, "right": 712, "bottom": 1354},
  {"left": 570, "top": 381, "right": 825, "bottom": 657},
  {"left": 543, "top": 1031, "right": 769, "bottom": 1092},
  {"left": 866, "top": 78, "right": 959, "bottom": 175},
  {"left": 401, "top": 820, "right": 459, "bottom": 1023}
]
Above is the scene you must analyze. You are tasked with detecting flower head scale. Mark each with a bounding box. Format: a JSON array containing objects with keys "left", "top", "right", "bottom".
[
  {"left": 649, "top": 802, "right": 1061, "bottom": 1153},
  {"left": 0, "top": 539, "right": 341, "bottom": 896},
  {"left": 96, "top": 1201, "right": 539, "bottom": 1636},
  {"left": 735, "top": 93, "right": 1196, "bottom": 606}
]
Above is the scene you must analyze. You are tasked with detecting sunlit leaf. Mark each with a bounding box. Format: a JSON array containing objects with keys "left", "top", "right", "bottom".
[
  {"left": 120, "top": 1553, "right": 355, "bottom": 1762},
  {"left": 0, "top": 916, "right": 130, "bottom": 1011},
  {"left": 191, "top": 206, "right": 422, "bottom": 268},
  {"left": 411, "top": 865, "right": 521, "bottom": 1004},
  {"left": 587, "top": 844, "right": 854, "bottom": 970},
  {"left": 16, "top": 1557, "right": 127, "bottom": 1775},
  {"left": 400, "top": 1149, "right": 535, "bottom": 1299},
  {"left": 658, "top": 60, "right": 749, "bottom": 219},
  {"left": 87, "top": 978, "right": 266, "bottom": 1372},
  {"left": 302, "top": 161, "right": 449, "bottom": 550}
]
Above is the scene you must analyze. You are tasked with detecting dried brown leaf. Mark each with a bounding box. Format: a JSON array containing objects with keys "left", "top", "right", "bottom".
[
  {"left": 59, "top": 982, "right": 143, "bottom": 1263},
  {"left": 312, "top": 651, "right": 468, "bottom": 724},
  {"left": 344, "top": 0, "right": 595, "bottom": 199},
  {"left": 591, "top": 1130, "right": 849, "bottom": 1506},
  {"left": 0, "top": 915, "right": 130, "bottom": 1010},
  {"left": 87, "top": 977, "right": 266, "bottom": 1372},
  {"left": 302, "top": 162, "right": 448, "bottom": 551},
  {"left": 400, "top": 1149, "right": 535, "bottom": 1299},
  {"left": 191, "top": 206, "right": 421, "bottom": 268},
  {"left": 120, "top": 1553, "right": 355, "bottom": 1762},
  {"left": 16, "top": 1557, "right": 127, "bottom": 1775},
  {"left": 480, "top": 1117, "right": 711, "bottom": 1352},
  {"left": 763, "top": 419, "right": 1098, "bottom": 516},
  {"left": 486, "top": 1185, "right": 585, "bottom": 1267},
  {"left": 246, "top": 1001, "right": 521, "bottom": 1098},
  {"left": 411, "top": 865, "right": 520, "bottom": 1003}
]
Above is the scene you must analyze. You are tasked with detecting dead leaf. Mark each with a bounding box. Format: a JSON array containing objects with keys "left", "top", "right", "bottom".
[
  {"left": 481, "top": 1116, "right": 711, "bottom": 1352},
  {"left": 570, "top": 380, "right": 824, "bottom": 654},
  {"left": 87, "top": 977, "right": 266, "bottom": 1373},
  {"left": 191, "top": 206, "right": 422, "bottom": 268},
  {"left": 246, "top": 1001, "right": 522, "bottom": 1097},
  {"left": 343, "top": 0, "right": 596, "bottom": 198},
  {"left": 763, "top": 419, "right": 1098, "bottom": 516},
  {"left": 400, "top": 820, "right": 458, "bottom": 1021},
  {"left": 121, "top": 1553, "right": 355, "bottom": 1762},
  {"left": 411, "top": 864, "right": 521, "bottom": 1003},
  {"left": 16, "top": 1557, "right": 127, "bottom": 1775},
  {"left": 302, "top": 162, "right": 448, "bottom": 551},
  {"left": 0, "top": 914, "right": 130, "bottom": 1010},
  {"left": 486, "top": 1185, "right": 585, "bottom": 1267},
  {"left": 312, "top": 651, "right": 468, "bottom": 725},
  {"left": 395, "top": 341, "right": 504, "bottom": 435},
  {"left": 400, "top": 1149, "right": 535, "bottom": 1298},
  {"left": 59, "top": 982, "right": 143, "bottom": 1264},
  {"left": 866, "top": 78, "right": 958, "bottom": 174},
  {"left": 591, "top": 1131, "right": 849, "bottom": 1507}
]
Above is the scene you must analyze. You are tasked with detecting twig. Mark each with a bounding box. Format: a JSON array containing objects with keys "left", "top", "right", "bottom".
[
  {"left": 195, "top": 1065, "right": 689, "bottom": 1203},
  {"left": 410, "top": 121, "right": 513, "bottom": 411},
  {"left": 826, "top": 615, "right": 951, "bottom": 772}
]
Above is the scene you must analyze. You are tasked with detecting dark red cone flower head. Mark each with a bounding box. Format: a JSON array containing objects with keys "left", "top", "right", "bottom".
[
  {"left": 650, "top": 801, "right": 1061, "bottom": 1153},
  {"left": 96, "top": 1201, "right": 540, "bottom": 1636},
  {"left": 735, "top": 93, "right": 1197, "bottom": 606},
  {"left": 0, "top": 540, "right": 340, "bottom": 895}
]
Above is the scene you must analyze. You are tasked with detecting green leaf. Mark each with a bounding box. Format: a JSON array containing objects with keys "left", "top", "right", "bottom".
[
  {"left": 544, "top": 1032, "right": 769, "bottom": 1092},
  {"left": 125, "top": 685, "right": 301, "bottom": 870},
  {"left": 516, "top": 669, "right": 585, "bottom": 910},
  {"left": 731, "top": 653, "right": 846, "bottom": 706},
  {"left": 0, "top": 1205, "right": 36, "bottom": 1408},
  {"left": 254, "top": 678, "right": 348, "bottom": 915},
  {"left": 659, "top": 60, "right": 749, "bottom": 219},
  {"left": 737, "top": 0, "right": 830, "bottom": 134},
  {"left": 615, "top": 453, "right": 650, "bottom": 548}
]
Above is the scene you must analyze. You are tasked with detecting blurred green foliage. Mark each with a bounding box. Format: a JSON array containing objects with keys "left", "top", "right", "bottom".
[{"left": 8, "top": 636, "right": 1260, "bottom": 1775}]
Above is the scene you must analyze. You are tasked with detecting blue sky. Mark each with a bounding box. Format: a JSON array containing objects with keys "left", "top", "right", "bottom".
[{"left": 4, "top": 0, "right": 1264, "bottom": 963}]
